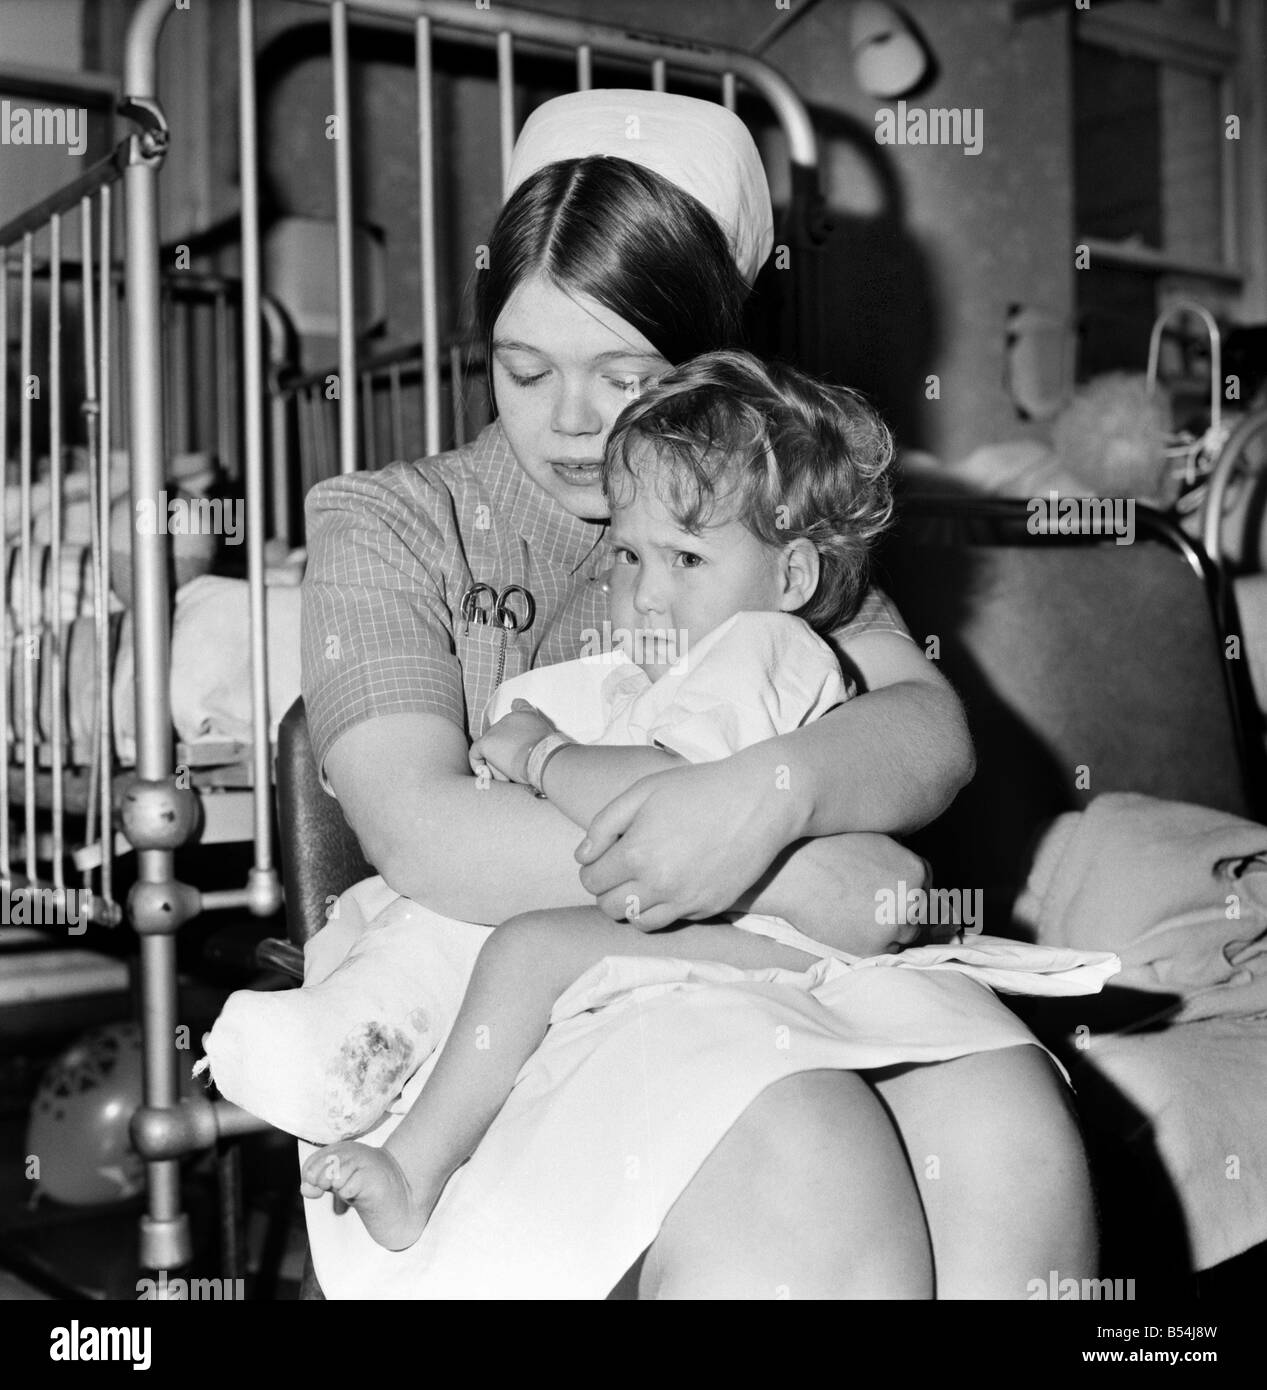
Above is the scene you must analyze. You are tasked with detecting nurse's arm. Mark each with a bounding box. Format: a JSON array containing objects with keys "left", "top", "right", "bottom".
[
  {"left": 323, "top": 711, "right": 599, "bottom": 923},
  {"left": 742, "top": 629, "right": 974, "bottom": 839}
]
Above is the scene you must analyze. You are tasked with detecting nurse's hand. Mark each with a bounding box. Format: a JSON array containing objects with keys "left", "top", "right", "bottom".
[
  {"left": 576, "top": 758, "right": 790, "bottom": 930},
  {"left": 576, "top": 757, "right": 933, "bottom": 951}
]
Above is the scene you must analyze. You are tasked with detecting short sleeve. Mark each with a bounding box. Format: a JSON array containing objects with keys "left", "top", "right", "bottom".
[
  {"left": 831, "top": 584, "right": 914, "bottom": 646},
  {"left": 301, "top": 466, "right": 464, "bottom": 776},
  {"left": 642, "top": 613, "right": 851, "bottom": 763}
]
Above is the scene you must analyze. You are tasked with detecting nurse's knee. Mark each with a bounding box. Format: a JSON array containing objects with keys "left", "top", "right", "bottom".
[{"left": 732, "top": 1070, "right": 884, "bottom": 1176}]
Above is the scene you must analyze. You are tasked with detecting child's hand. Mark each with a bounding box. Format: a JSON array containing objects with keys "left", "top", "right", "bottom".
[{"left": 469, "top": 700, "right": 559, "bottom": 783}]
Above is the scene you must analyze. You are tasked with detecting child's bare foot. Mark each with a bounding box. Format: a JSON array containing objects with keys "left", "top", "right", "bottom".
[{"left": 300, "top": 1141, "right": 441, "bottom": 1251}]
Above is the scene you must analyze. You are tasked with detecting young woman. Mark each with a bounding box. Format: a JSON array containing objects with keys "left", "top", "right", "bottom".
[{"left": 299, "top": 90, "right": 1096, "bottom": 1298}]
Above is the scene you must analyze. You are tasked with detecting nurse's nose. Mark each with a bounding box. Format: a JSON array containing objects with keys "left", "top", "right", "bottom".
[{"left": 551, "top": 376, "right": 603, "bottom": 437}]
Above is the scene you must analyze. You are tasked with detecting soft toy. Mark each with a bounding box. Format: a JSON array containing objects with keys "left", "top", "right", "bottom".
[{"left": 1052, "top": 372, "right": 1180, "bottom": 506}]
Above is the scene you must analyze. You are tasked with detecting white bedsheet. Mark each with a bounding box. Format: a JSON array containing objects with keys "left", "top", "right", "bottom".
[{"left": 112, "top": 574, "right": 303, "bottom": 763}]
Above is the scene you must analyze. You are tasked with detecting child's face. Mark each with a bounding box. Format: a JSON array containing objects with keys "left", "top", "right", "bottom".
[{"left": 606, "top": 470, "right": 792, "bottom": 682}]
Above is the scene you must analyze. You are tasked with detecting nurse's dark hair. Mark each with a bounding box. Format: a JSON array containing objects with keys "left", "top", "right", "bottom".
[
  {"left": 603, "top": 350, "right": 896, "bottom": 635},
  {"left": 475, "top": 157, "right": 749, "bottom": 373}
]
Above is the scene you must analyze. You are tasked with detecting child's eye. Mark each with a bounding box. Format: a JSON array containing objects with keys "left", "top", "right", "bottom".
[
  {"left": 612, "top": 546, "right": 638, "bottom": 565},
  {"left": 673, "top": 552, "right": 704, "bottom": 568}
]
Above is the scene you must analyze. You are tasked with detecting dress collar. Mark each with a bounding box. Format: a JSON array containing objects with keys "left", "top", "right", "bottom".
[{"left": 482, "top": 420, "right": 610, "bottom": 576}]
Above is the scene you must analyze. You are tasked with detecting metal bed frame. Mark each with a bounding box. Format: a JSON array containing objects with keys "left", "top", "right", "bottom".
[{"left": 97, "top": 0, "right": 826, "bottom": 1283}]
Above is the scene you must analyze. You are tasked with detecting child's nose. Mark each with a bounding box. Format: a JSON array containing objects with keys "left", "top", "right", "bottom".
[{"left": 633, "top": 569, "right": 667, "bottom": 617}]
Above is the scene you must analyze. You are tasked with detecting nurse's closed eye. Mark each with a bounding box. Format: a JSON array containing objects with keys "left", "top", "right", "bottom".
[{"left": 506, "top": 368, "right": 548, "bottom": 388}]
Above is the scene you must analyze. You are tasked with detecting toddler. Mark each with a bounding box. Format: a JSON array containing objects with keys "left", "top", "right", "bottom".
[{"left": 299, "top": 349, "right": 905, "bottom": 1248}]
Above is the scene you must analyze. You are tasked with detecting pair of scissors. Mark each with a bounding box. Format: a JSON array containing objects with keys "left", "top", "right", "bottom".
[{"left": 460, "top": 582, "right": 535, "bottom": 633}]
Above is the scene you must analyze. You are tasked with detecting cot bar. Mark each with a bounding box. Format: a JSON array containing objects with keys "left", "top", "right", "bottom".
[
  {"left": 415, "top": 16, "right": 441, "bottom": 458},
  {"left": 259, "top": 294, "right": 292, "bottom": 541},
  {"left": 0, "top": 260, "right": 8, "bottom": 879},
  {"left": 124, "top": 0, "right": 196, "bottom": 1273},
  {"left": 238, "top": 0, "right": 281, "bottom": 909},
  {"left": 331, "top": 1, "right": 359, "bottom": 474},
  {"left": 0, "top": 143, "right": 132, "bottom": 251},
  {"left": 48, "top": 214, "right": 65, "bottom": 888},
  {"left": 79, "top": 194, "right": 105, "bottom": 905},
  {"left": 290, "top": 0, "right": 819, "bottom": 169},
  {"left": 214, "top": 291, "right": 233, "bottom": 477},
  {"left": 389, "top": 361, "right": 404, "bottom": 459},
  {"left": 498, "top": 30, "right": 515, "bottom": 189},
  {"left": 132, "top": 1094, "right": 276, "bottom": 1161},
  {"left": 651, "top": 57, "right": 667, "bottom": 92},
  {"left": 97, "top": 190, "right": 114, "bottom": 912},
  {"left": 450, "top": 343, "right": 465, "bottom": 448},
  {"left": 19, "top": 235, "right": 36, "bottom": 883},
  {"left": 1147, "top": 298, "right": 1223, "bottom": 441},
  {"left": 577, "top": 43, "right": 592, "bottom": 91}
]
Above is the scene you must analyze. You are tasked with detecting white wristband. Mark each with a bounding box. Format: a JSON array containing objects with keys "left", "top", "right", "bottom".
[{"left": 525, "top": 731, "right": 574, "bottom": 796}]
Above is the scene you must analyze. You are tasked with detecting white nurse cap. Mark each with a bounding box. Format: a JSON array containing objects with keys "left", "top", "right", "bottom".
[{"left": 504, "top": 89, "right": 775, "bottom": 285}]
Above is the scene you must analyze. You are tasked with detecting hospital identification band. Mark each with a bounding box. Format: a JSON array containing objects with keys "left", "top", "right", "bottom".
[{"left": 526, "top": 731, "right": 575, "bottom": 797}]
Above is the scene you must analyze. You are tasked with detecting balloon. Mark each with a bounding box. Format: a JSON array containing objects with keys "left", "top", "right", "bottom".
[{"left": 25, "top": 1020, "right": 192, "bottom": 1206}]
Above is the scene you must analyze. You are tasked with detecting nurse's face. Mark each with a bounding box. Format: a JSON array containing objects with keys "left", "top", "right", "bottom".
[{"left": 491, "top": 273, "right": 669, "bottom": 521}]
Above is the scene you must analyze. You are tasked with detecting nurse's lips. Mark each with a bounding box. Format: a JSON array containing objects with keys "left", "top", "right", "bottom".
[{"left": 550, "top": 459, "right": 603, "bottom": 486}]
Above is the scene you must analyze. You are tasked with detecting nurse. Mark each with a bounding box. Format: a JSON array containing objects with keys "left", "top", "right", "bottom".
[{"left": 300, "top": 90, "right": 1095, "bottom": 1298}]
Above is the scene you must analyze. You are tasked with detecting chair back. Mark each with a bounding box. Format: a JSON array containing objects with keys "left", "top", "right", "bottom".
[
  {"left": 276, "top": 697, "right": 375, "bottom": 946},
  {"left": 877, "top": 495, "right": 1267, "bottom": 929}
]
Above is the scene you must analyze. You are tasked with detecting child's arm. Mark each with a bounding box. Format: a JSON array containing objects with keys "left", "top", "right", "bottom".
[
  {"left": 471, "top": 700, "right": 686, "bottom": 829},
  {"left": 536, "top": 744, "right": 681, "bottom": 829}
]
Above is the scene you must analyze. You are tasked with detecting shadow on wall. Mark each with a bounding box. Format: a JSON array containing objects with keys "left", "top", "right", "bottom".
[{"left": 755, "top": 103, "right": 942, "bottom": 453}]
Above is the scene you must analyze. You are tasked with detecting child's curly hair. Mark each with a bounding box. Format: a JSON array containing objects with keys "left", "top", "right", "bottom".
[{"left": 602, "top": 349, "right": 895, "bottom": 634}]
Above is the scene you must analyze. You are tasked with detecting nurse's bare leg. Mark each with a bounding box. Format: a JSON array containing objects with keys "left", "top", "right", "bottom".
[
  {"left": 868, "top": 1045, "right": 1096, "bottom": 1298},
  {"left": 635, "top": 1070, "right": 934, "bottom": 1300}
]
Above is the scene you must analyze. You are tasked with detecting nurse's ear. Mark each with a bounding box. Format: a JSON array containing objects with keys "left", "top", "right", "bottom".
[{"left": 776, "top": 537, "right": 820, "bottom": 612}]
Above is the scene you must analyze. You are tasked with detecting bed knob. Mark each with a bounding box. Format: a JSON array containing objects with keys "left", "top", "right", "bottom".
[
  {"left": 127, "top": 879, "right": 202, "bottom": 936},
  {"left": 119, "top": 777, "right": 201, "bottom": 851},
  {"left": 244, "top": 866, "right": 285, "bottom": 918}
]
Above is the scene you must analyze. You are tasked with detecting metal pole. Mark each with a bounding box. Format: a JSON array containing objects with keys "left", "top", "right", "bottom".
[
  {"left": 239, "top": 0, "right": 281, "bottom": 911},
  {"left": 331, "top": 0, "right": 359, "bottom": 473},
  {"left": 415, "top": 15, "right": 440, "bottom": 457},
  {"left": 49, "top": 214, "right": 65, "bottom": 889}
]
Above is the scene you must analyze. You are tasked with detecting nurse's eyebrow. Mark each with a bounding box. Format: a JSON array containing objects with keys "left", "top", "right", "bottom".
[{"left": 491, "top": 339, "right": 660, "bottom": 363}]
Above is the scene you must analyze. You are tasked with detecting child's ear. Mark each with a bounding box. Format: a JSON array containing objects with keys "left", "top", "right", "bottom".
[{"left": 778, "top": 538, "right": 820, "bottom": 612}]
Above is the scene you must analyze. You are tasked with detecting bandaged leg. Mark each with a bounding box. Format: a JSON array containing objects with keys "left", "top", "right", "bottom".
[{"left": 198, "top": 890, "right": 491, "bottom": 1144}]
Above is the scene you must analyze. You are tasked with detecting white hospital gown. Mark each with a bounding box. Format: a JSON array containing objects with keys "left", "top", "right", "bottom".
[{"left": 301, "top": 611, "right": 1118, "bottom": 1298}]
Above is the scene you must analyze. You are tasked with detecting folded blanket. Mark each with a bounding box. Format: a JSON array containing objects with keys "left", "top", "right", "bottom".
[
  {"left": 1014, "top": 792, "right": 1267, "bottom": 1024},
  {"left": 1013, "top": 791, "right": 1267, "bottom": 1271}
]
